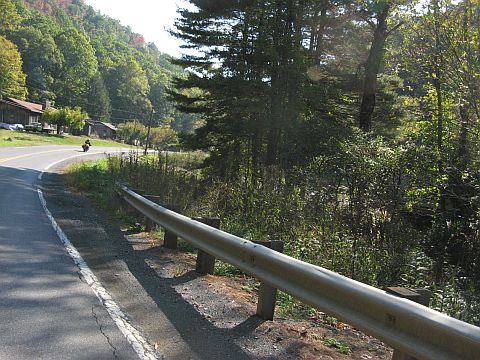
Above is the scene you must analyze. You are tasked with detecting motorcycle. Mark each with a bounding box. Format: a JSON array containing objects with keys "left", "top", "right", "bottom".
[{"left": 82, "top": 144, "right": 90, "bottom": 152}]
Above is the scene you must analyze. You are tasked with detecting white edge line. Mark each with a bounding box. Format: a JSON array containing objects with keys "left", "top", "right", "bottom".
[
  {"left": 37, "top": 152, "right": 159, "bottom": 360},
  {"left": 37, "top": 149, "right": 127, "bottom": 180}
]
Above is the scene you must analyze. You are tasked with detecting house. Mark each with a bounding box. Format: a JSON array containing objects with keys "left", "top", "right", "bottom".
[
  {"left": 0, "top": 97, "right": 55, "bottom": 127},
  {"left": 71, "top": 119, "right": 94, "bottom": 137},
  {"left": 72, "top": 119, "right": 117, "bottom": 139},
  {"left": 92, "top": 121, "right": 117, "bottom": 139}
]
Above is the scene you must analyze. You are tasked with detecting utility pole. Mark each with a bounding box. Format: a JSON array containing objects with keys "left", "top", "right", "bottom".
[{"left": 144, "top": 108, "right": 154, "bottom": 155}]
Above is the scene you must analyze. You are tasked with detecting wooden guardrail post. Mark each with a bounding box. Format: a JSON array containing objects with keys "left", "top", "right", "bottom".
[
  {"left": 143, "top": 195, "right": 163, "bottom": 232},
  {"left": 139, "top": 195, "right": 180, "bottom": 248},
  {"left": 192, "top": 217, "right": 220, "bottom": 274},
  {"left": 162, "top": 204, "right": 180, "bottom": 249},
  {"left": 116, "top": 184, "right": 480, "bottom": 359},
  {"left": 387, "top": 287, "right": 432, "bottom": 360},
  {"left": 255, "top": 240, "right": 284, "bottom": 320}
]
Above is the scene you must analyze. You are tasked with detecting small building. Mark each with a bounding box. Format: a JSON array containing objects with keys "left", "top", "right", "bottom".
[
  {"left": 71, "top": 119, "right": 94, "bottom": 137},
  {"left": 92, "top": 121, "right": 117, "bottom": 139}
]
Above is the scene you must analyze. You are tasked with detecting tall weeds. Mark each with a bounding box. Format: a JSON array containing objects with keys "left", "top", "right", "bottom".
[{"left": 73, "top": 146, "right": 479, "bottom": 325}]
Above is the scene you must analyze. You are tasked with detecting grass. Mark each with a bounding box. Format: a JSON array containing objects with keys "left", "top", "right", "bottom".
[
  {"left": 0, "top": 129, "right": 129, "bottom": 147},
  {"left": 66, "top": 159, "right": 116, "bottom": 210},
  {"left": 66, "top": 157, "right": 148, "bottom": 228},
  {"left": 323, "top": 336, "right": 352, "bottom": 355}
]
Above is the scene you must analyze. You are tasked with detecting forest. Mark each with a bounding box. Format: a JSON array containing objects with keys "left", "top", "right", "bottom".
[
  {"left": 2, "top": 0, "right": 480, "bottom": 325},
  {"left": 166, "top": 0, "right": 480, "bottom": 325},
  {"left": 0, "top": 0, "right": 199, "bottom": 132}
]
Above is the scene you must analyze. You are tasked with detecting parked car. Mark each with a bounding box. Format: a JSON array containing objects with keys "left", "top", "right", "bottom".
[
  {"left": 24, "top": 123, "right": 43, "bottom": 132},
  {"left": 10, "top": 124, "right": 24, "bottom": 131},
  {"left": 0, "top": 123, "right": 24, "bottom": 131}
]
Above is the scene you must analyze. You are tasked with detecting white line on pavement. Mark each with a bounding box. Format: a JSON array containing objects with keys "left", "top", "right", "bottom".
[
  {"left": 37, "top": 155, "right": 159, "bottom": 360},
  {"left": 37, "top": 151, "right": 105, "bottom": 180}
]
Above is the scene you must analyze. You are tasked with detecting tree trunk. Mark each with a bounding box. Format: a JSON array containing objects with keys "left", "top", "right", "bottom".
[
  {"left": 359, "top": 4, "right": 390, "bottom": 132},
  {"left": 458, "top": 105, "right": 469, "bottom": 169},
  {"left": 432, "top": 0, "right": 446, "bottom": 284}
]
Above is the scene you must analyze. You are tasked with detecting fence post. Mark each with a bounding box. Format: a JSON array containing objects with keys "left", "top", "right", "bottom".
[
  {"left": 387, "top": 287, "right": 432, "bottom": 360},
  {"left": 193, "top": 217, "right": 220, "bottom": 274},
  {"left": 256, "top": 240, "right": 284, "bottom": 320}
]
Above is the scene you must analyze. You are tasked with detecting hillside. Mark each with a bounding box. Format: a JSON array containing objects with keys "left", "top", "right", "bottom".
[{"left": 1, "top": 0, "right": 198, "bottom": 132}]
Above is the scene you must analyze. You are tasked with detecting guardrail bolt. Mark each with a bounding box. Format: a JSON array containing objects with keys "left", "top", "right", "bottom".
[
  {"left": 256, "top": 240, "right": 284, "bottom": 321},
  {"left": 193, "top": 217, "right": 220, "bottom": 275},
  {"left": 387, "top": 287, "right": 432, "bottom": 360}
]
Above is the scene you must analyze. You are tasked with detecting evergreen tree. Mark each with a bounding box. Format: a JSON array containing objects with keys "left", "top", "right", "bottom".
[{"left": 86, "top": 72, "right": 111, "bottom": 121}]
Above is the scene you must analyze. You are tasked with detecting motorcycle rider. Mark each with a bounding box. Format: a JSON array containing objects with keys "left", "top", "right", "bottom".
[{"left": 82, "top": 138, "right": 91, "bottom": 152}]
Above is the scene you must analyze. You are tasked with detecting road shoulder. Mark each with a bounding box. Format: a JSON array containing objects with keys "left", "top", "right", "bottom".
[{"left": 41, "top": 163, "right": 392, "bottom": 360}]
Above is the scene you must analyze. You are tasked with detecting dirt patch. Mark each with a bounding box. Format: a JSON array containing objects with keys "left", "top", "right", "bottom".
[
  {"left": 137, "top": 233, "right": 391, "bottom": 360},
  {"left": 42, "top": 165, "right": 393, "bottom": 360}
]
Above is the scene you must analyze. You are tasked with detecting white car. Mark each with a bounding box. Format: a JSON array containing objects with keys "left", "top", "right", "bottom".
[
  {"left": 11, "top": 124, "right": 24, "bottom": 131},
  {"left": 0, "top": 123, "right": 24, "bottom": 131}
]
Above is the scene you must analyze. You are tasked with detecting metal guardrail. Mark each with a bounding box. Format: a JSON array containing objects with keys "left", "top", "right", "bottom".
[{"left": 116, "top": 184, "right": 480, "bottom": 360}]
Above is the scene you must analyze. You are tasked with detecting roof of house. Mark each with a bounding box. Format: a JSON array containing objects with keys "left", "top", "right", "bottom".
[
  {"left": 4, "top": 98, "right": 44, "bottom": 114},
  {"left": 95, "top": 122, "right": 117, "bottom": 131}
]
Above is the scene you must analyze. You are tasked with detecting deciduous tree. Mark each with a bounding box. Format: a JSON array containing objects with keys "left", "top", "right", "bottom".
[{"left": 0, "top": 36, "right": 27, "bottom": 99}]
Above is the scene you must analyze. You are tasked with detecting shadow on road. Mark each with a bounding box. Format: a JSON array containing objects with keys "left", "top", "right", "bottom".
[
  {"left": 39, "top": 169, "right": 293, "bottom": 360},
  {"left": 0, "top": 166, "right": 136, "bottom": 359}
]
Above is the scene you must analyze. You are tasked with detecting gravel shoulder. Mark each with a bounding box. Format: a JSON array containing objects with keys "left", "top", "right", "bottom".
[{"left": 41, "top": 163, "right": 393, "bottom": 360}]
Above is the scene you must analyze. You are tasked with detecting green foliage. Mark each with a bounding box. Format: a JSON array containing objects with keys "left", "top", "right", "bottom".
[
  {"left": 106, "top": 56, "right": 151, "bottom": 119},
  {"left": 0, "top": 35, "right": 26, "bottom": 99},
  {"left": 0, "top": 0, "right": 21, "bottom": 33},
  {"left": 53, "top": 27, "right": 98, "bottom": 107},
  {"left": 149, "top": 126, "right": 178, "bottom": 150},
  {"left": 67, "top": 159, "right": 115, "bottom": 210},
  {"left": 11, "top": 0, "right": 480, "bottom": 327},
  {"left": 86, "top": 72, "right": 111, "bottom": 121},
  {"left": 43, "top": 106, "right": 87, "bottom": 130},
  {"left": 104, "top": 151, "right": 205, "bottom": 211},
  {"left": 7, "top": 25, "right": 62, "bottom": 101},
  {"left": 323, "top": 337, "right": 351, "bottom": 355},
  {"left": 0, "top": 0, "right": 198, "bottom": 131},
  {"left": 117, "top": 121, "right": 147, "bottom": 145}
]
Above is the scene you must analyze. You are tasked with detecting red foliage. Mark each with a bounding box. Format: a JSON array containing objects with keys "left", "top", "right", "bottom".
[
  {"left": 131, "top": 35, "right": 145, "bottom": 47},
  {"left": 58, "top": 0, "right": 69, "bottom": 9},
  {"left": 34, "top": 0, "right": 45, "bottom": 11}
]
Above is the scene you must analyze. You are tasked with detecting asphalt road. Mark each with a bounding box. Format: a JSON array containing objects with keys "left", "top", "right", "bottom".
[{"left": 0, "top": 145, "right": 143, "bottom": 360}]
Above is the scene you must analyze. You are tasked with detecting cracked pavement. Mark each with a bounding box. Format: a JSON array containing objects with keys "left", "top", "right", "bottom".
[{"left": 0, "top": 146, "right": 141, "bottom": 360}]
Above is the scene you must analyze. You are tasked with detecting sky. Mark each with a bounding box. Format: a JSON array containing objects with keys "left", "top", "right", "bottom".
[{"left": 83, "top": 0, "right": 191, "bottom": 57}]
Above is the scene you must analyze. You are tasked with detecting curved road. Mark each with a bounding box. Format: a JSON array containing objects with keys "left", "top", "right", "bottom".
[{"left": 0, "top": 145, "right": 146, "bottom": 360}]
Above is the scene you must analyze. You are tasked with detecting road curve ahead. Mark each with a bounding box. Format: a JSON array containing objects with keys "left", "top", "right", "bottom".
[{"left": 0, "top": 145, "right": 146, "bottom": 360}]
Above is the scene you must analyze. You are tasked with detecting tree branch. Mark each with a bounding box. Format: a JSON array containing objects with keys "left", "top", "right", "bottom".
[{"left": 387, "top": 21, "right": 404, "bottom": 37}]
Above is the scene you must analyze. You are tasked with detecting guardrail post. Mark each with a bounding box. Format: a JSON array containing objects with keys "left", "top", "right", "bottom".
[
  {"left": 387, "top": 287, "right": 432, "bottom": 360},
  {"left": 193, "top": 217, "right": 220, "bottom": 274},
  {"left": 256, "top": 240, "right": 284, "bottom": 320},
  {"left": 162, "top": 204, "right": 180, "bottom": 249},
  {"left": 143, "top": 195, "right": 163, "bottom": 232}
]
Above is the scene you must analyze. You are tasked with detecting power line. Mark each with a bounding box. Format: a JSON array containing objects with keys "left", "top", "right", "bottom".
[{"left": 17, "top": 81, "right": 156, "bottom": 120}]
